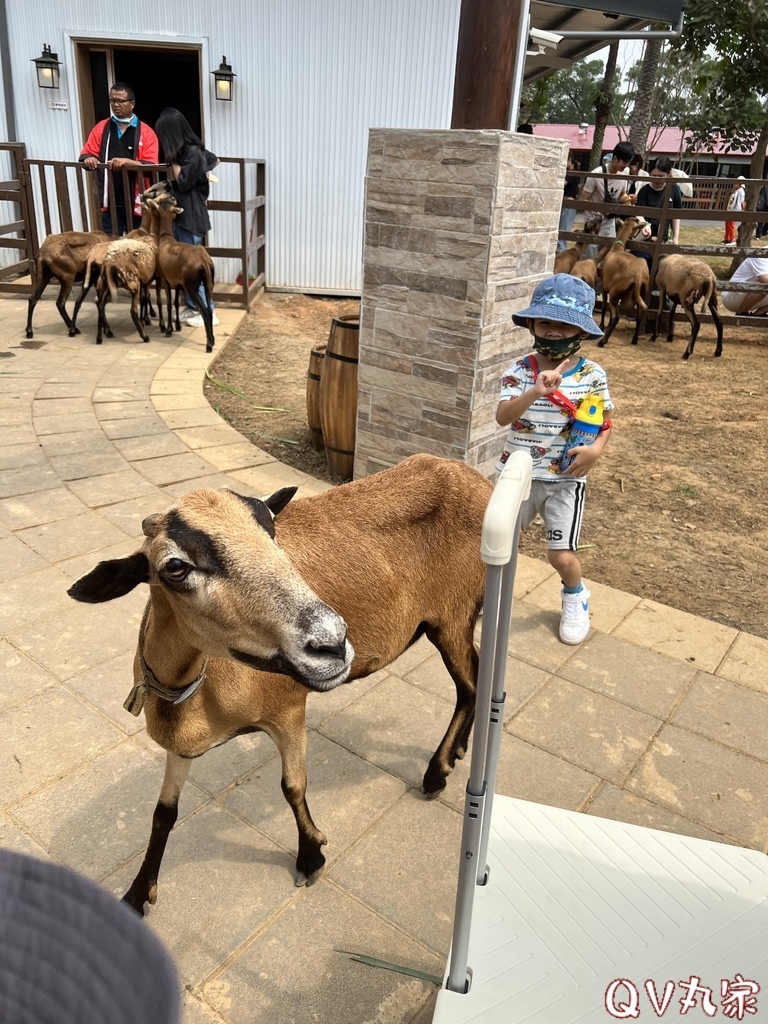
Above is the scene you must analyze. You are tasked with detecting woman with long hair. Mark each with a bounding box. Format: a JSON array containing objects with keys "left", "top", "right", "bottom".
[{"left": 154, "top": 107, "right": 219, "bottom": 325}]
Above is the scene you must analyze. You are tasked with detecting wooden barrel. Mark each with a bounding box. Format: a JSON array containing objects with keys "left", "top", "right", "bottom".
[
  {"left": 319, "top": 314, "right": 359, "bottom": 480},
  {"left": 305, "top": 344, "right": 326, "bottom": 452}
]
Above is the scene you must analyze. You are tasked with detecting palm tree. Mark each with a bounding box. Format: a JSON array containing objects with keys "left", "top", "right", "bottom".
[
  {"left": 629, "top": 38, "right": 664, "bottom": 158},
  {"left": 588, "top": 43, "right": 619, "bottom": 169}
]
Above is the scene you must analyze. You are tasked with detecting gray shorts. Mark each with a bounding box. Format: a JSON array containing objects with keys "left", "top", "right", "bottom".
[{"left": 520, "top": 479, "right": 586, "bottom": 551}]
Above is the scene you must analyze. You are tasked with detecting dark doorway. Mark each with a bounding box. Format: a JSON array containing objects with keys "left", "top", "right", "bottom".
[{"left": 76, "top": 41, "right": 202, "bottom": 151}]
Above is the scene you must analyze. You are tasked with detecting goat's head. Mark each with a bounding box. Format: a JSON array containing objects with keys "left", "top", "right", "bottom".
[
  {"left": 141, "top": 180, "right": 172, "bottom": 201},
  {"left": 68, "top": 488, "right": 354, "bottom": 692},
  {"left": 145, "top": 194, "right": 184, "bottom": 219}
]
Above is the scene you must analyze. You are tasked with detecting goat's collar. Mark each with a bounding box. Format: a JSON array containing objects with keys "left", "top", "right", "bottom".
[{"left": 123, "top": 651, "right": 208, "bottom": 717}]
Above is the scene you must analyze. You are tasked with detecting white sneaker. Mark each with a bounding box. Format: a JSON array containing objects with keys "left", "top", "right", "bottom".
[
  {"left": 177, "top": 308, "right": 197, "bottom": 323},
  {"left": 186, "top": 313, "right": 219, "bottom": 328},
  {"left": 559, "top": 587, "right": 591, "bottom": 645}
]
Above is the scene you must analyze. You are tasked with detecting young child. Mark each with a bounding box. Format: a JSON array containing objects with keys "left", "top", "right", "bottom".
[{"left": 496, "top": 274, "right": 613, "bottom": 645}]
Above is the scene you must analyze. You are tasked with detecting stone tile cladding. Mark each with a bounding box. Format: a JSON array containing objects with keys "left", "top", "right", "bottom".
[{"left": 356, "top": 129, "right": 568, "bottom": 479}]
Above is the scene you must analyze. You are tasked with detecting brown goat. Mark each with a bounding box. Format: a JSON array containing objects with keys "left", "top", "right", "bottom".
[
  {"left": 68, "top": 454, "right": 490, "bottom": 916},
  {"left": 25, "top": 230, "right": 111, "bottom": 339},
  {"left": 146, "top": 192, "right": 216, "bottom": 353},
  {"left": 597, "top": 216, "right": 649, "bottom": 347},
  {"left": 553, "top": 220, "right": 600, "bottom": 275},
  {"left": 651, "top": 254, "right": 724, "bottom": 360},
  {"left": 95, "top": 234, "right": 158, "bottom": 345},
  {"left": 570, "top": 257, "right": 599, "bottom": 292}
]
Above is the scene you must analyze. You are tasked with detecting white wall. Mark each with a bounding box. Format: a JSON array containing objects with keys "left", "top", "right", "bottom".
[{"left": 4, "top": 0, "right": 460, "bottom": 292}]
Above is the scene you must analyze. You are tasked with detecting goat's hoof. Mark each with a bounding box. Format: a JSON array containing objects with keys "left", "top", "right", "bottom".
[
  {"left": 206, "top": 345, "right": 214, "bottom": 354},
  {"left": 422, "top": 763, "right": 448, "bottom": 796},
  {"left": 143, "top": 337, "right": 150, "bottom": 344},
  {"left": 597, "top": 340, "right": 606, "bottom": 348},
  {"left": 121, "top": 890, "right": 147, "bottom": 918},
  {"left": 295, "top": 849, "right": 326, "bottom": 887},
  {"left": 68, "top": 328, "right": 80, "bottom": 337},
  {"left": 106, "top": 330, "right": 114, "bottom": 339},
  {"left": 165, "top": 330, "right": 173, "bottom": 338},
  {"left": 25, "top": 330, "right": 33, "bottom": 339},
  {"left": 96, "top": 338, "right": 103, "bottom": 345}
]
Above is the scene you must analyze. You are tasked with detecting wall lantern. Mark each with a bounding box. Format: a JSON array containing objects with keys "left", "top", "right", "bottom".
[
  {"left": 32, "top": 44, "right": 62, "bottom": 90},
  {"left": 211, "top": 57, "right": 235, "bottom": 101}
]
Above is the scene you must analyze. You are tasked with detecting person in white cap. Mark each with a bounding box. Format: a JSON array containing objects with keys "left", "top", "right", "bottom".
[{"left": 724, "top": 176, "right": 746, "bottom": 244}]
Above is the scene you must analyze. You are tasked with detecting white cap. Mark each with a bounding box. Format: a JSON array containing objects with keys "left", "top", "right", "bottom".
[{"left": 737, "top": 175, "right": 746, "bottom": 180}]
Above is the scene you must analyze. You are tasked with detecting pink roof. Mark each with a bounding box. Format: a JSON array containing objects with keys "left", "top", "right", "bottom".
[{"left": 531, "top": 124, "right": 763, "bottom": 158}]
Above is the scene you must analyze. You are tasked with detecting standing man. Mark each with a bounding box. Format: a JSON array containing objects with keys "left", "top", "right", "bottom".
[
  {"left": 577, "top": 140, "right": 635, "bottom": 259},
  {"left": 723, "top": 176, "right": 746, "bottom": 245},
  {"left": 79, "top": 83, "right": 159, "bottom": 236}
]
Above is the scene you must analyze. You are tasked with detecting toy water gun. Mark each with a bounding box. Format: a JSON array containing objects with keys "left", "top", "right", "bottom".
[{"left": 560, "top": 394, "right": 605, "bottom": 471}]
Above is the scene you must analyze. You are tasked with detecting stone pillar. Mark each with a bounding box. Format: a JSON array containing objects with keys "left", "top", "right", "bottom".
[{"left": 355, "top": 128, "right": 568, "bottom": 480}]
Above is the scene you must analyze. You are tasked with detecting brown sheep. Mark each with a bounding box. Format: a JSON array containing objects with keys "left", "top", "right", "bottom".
[
  {"left": 553, "top": 220, "right": 600, "bottom": 275},
  {"left": 570, "top": 257, "right": 599, "bottom": 292},
  {"left": 25, "top": 230, "right": 111, "bottom": 339},
  {"left": 651, "top": 254, "right": 724, "bottom": 360},
  {"left": 95, "top": 234, "right": 158, "bottom": 344},
  {"left": 67, "top": 454, "right": 491, "bottom": 916},
  {"left": 597, "top": 216, "right": 649, "bottom": 347}
]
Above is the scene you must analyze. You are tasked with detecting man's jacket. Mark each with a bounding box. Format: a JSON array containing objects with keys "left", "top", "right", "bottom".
[{"left": 79, "top": 119, "right": 160, "bottom": 214}]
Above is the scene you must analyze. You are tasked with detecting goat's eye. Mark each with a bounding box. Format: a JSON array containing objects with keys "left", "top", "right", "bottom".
[{"left": 161, "top": 558, "right": 191, "bottom": 581}]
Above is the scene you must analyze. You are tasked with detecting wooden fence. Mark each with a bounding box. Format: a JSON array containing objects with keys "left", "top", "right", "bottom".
[
  {"left": 560, "top": 172, "right": 768, "bottom": 332},
  {"left": 0, "top": 143, "right": 265, "bottom": 309}
]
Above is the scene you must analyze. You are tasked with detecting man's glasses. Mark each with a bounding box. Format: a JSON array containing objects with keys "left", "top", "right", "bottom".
[{"left": 110, "top": 98, "right": 132, "bottom": 107}]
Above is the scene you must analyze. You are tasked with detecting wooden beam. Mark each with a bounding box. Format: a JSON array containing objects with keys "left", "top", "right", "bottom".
[{"left": 451, "top": 0, "right": 524, "bottom": 130}]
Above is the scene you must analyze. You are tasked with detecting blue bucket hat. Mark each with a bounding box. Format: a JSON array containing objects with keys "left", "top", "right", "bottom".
[{"left": 512, "top": 274, "right": 603, "bottom": 339}]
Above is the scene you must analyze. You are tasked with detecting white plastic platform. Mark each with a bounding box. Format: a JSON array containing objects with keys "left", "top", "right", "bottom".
[
  {"left": 434, "top": 795, "right": 768, "bottom": 1022},
  {"left": 434, "top": 454, "right": 768, "bottom": 1022}
]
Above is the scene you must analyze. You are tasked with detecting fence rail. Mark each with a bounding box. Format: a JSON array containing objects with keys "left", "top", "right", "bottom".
[{"left": 0, "top": 146, "right": 265, "bottom": 309}]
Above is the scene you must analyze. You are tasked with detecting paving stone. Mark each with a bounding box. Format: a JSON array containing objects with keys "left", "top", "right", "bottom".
[
  {"left": 39, "top": 430, "right": 115, "bottom": 458},
  {"left": 66, "top": 468, "right": 165, "bottom": 507},
  {"left": 0, "top": 811, "right": 49, "bottom": 859},
  {"left": 138, "top": 452, "right": 215, "bottom": 485},
  {"left": 48, "top": 451, "right": 128, "bottom": 481},
  {"left": 613, "top": 599, "right": 737, "bottom": 672},
  {"left": 12, "top": 739, "right": 210, "bottom": 882},
  {"left": 0, "top": 535, "right": 48, "bottom": 581},
  {"left": 523, "top": 573, "right": 641, "bottom": 634},
  {"left": 32, "top": 396, "right": 93, "bottom": 416},
  {"left": 442, "top": 730, "right": 599, "bottom": 815},
  {"left": 64, "top": 650, "right": 144, "bottom": 735},
  {"left": 0, "top": 688, "right": 122, "bottom": 804},
  {"left": 113, "top": 432, "right": 189, "bottom": 461},
  {"left": 32, "top": 413, "right": 100, "bottom": 436},
  {"left": 717, "top": 632, "right": 768, "bottom": 693},
  {"left": 329, "top": 791, "right": 460, "bottom": 956},
  {"left": 319, "top": 675, "right": 465, "bottom": 790},
  {"left": 513, "top": 553, "right": 556, "bottom": 597},
  {"left": 0, "top": 488, "right": 90, "bottom": 530},
  {"left": 0, "top": 464, "right": 60, "bottom": 498},
  {"left": 627, "top": 724, "right": 768, "bottom": 849},
  {"left": 508, "top": 676, "right": 661, "bottom": 785},
  {"left": 103, "top": 802, "right": 295, "bottom": 986},
  {"left": 222, "top": 731, "right": 406, "bottom": 868},
  {"left": 586, "top": 784, "right": 737, "bottom": 844},
  {"left": 0, "top": 641, "right": 58, "bottom": 713},
  {"left": 672, "top": 671, "right": 768, "bottom": 762},
  {"left": 558, "top": 632, "right": 696, "bottom": 719},
  {"left": 207, "top": 880, "right": 441, "bottom": 1024},
  {"left": 0, "top": 566, "right": 74, "bottom": 633},
  {"left": 304, "top": 670, "right": 388, "bottom": 729},
  {"left": 96, "top": 491, "right": 171, "bottom": 537},
  {"left": 16, "top": 512, "right": 129, "bottom": 561},
  {"left": 0, "top": 442, "right": 47, "bottom": 471},
  {"left": 505, "top": 601, "right": 584, "bottom": 673},
  {"left": 182, "top": 993, "right": 227, "bottom": 1024},
  {"left": 229, "top": 463, "right": 317, "bottom": 492},
  {"left": 9, "top": 602, "right": 141, "bottom": 680},
  {"left": 199, "top": 443, "right": 275, "bottom": 472},
  {"left": 151, "top": 394, "right": 211, "bottom": 411},
  {"left": 93, "top": 386, "right": 147, "bottom": 403},
  {"left": 100, "top": 415, "right": 169, "bottom": 439},
  {"left": 403, "top": 649, "right": 549, "bottom": 723},
  {"left": 159, "top": 407, "right": 226, "bottom": 429},
  {"left": 92, "top": 399, "right": 155, "bottom": 419},
  {"left": 157, "top": 730, "right": 279, "bottom": 797}
]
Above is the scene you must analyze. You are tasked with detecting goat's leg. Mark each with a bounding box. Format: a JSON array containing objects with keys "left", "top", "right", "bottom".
[
  {"left": 25, "top": 265, "right": 53, "bottom": 338},
  {"left": 681, "top": 306, "right": 700, "bottom": 361},
  {"left": 128, "top": 289, "right": 150, "bottom": 343},
  {"left": 189, "top": 281, "right": 216, "bottom": 354},
  {"left": 666, "top": 299, "right": 679, "bottom": 343},
  {"left": 267, "top": 713, "right": 327, "bottom": 886},
  {"left": 155, "top": 280, "right": 166, "bottom": 334},
  {"left": 54, "top": 281, "right": 78, "bottom": 336},
  {"left": 710, "top": 298, "right": 724, "bottom": 357},
  {"left": 650, "top": 286, "right": 665, "bottom": 342},
  {"left": 163, "top": 283, "right": 174, "bottom": 337},
  {"left": 174, "top": 287, "right": 182, "bottom": 332},
  {"left": 598, "top": 306, "right": 621, "bottom": 347},
  {"left": 122, "top": 751, "right": 191, "bottom": 917},
  {"left": 600, "top": 291, "right": 608, "bottom": 330},
  {"left": 422, "top": 618, "right": 480, "bottom": 795},
  {"left": 631, "top": 307, "right": 643, "bottom": 345},
  {"left": 70, "top": 280, "right": 93, "bottom": 335}
]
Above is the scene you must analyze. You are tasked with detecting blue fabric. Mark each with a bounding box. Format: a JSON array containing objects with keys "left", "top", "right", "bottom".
[
  {"left": 111, "top": 113, "right": 138, "bottom": 137},
  {"left": 101, "top": 208, "right": 138, "bottom": 236},
  {"left": 556, "top": 206, "right": 576, "bottom": 253},
  {"left": 512, "top": 274, "right": 603, "bottom": 339},
  {"left": 172, "top": 224, "right": 214, "bottom": 310},
  {"left": 563, "top": 582, "right": 584, "bottom": 595}
]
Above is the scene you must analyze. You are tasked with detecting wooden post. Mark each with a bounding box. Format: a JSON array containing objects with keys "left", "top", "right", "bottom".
[{"left": 451, "top": 0, "right": 525, "bottom": 130}]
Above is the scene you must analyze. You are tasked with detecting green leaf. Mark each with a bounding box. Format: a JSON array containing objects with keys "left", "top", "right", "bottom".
[
  {"left": 204, "top": 368, "right": 292, "bottom": 411},
  {"left": 334, "top": 949, "right": 443, "bottom": 986}
]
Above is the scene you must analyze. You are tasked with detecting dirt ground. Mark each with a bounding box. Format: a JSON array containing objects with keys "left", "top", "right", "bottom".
[{"left": 205, "top": 292, "right": 768, "bottom": 640}]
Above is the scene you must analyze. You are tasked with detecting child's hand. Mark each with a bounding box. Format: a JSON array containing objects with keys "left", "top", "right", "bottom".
[
  {"left": 563, "top": 444, "right": 601, "bottom": 476},
  {"left": 533, "top": 359, "right": 570, "bottom": 396}
]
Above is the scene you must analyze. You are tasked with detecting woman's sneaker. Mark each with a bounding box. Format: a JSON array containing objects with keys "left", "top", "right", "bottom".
[
  {"left": 187, "top": 312, "right": 219, "bottom": 328},
  {"left": 560, "top": 587, "right": 591, "bottom": 645},
  {"left": 178, "top": 308, "right": 198, "bottom": 323}
]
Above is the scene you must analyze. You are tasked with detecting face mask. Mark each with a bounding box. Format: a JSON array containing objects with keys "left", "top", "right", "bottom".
[
  {"left": 533, "top": 334, "right": 582, "bottom": 360},
  {"left": 112, "top": 113, "right": 133, "bottom": 124}
]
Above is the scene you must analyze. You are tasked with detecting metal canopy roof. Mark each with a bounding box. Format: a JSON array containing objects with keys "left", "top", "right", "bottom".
[{"left": 525, "top": 0, "right": 686, "bottom": 86}]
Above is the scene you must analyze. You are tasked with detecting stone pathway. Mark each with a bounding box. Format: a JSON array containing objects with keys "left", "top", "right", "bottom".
[{"left": 2, "top": 295, "right": 768, "bottom": 1024}]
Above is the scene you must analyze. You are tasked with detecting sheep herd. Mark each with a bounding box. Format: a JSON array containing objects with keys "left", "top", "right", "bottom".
[
  {"left": 25, "top": 180, "right": 216, "bottom": 354},
  {"left": 554, "top": 215, "right": 724, "bottom": 360}
]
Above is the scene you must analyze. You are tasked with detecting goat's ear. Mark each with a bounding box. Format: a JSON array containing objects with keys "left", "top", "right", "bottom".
[
  {"left": 263, "top": 486, "right": 298, "bottom": 518},
  {"left": 68, "top": 552, "right": 149, "bottom": 604}
]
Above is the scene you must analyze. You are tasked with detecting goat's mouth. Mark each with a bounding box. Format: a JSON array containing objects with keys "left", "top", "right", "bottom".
[{"left": 228, "top": 641, "right": 354, "bottom": 692}]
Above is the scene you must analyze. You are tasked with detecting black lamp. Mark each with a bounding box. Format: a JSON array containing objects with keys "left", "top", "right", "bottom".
[
  {"left": 32, "top": 44, "right": 62, "bottom": 90},
  {"left": 211, "top": 57, "right": 235, "bottom": 102}
]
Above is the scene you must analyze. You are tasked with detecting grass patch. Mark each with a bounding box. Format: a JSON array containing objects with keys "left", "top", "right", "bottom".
[{"left": 674, "top": 484, "right": 700, "bottom": 500}]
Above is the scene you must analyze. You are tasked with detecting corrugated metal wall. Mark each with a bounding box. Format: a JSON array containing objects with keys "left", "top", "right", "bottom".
[{"left": 3, "top": 0, "right": 460, "bottom": 292}]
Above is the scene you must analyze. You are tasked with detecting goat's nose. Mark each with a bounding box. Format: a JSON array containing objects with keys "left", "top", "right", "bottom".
[{"left": 306, "top": 625, "right": 348, "bottom": 660}]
